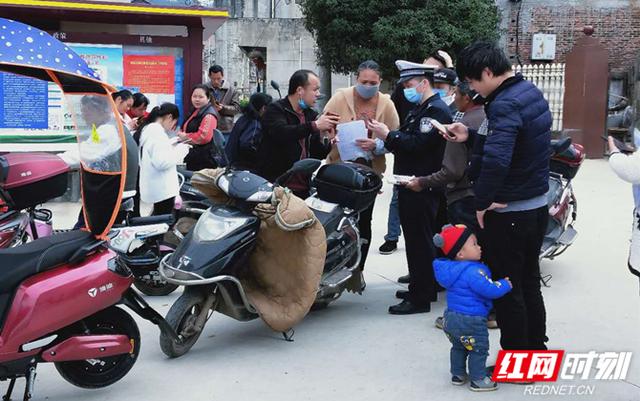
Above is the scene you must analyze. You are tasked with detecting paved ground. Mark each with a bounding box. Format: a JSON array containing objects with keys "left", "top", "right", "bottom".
[{"left": 22, "top": 159, "right": 640, "bottom": 401}]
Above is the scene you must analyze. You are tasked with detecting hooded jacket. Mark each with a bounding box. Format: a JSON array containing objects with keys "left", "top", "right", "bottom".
[{"left": 433, "top": 258, "right": 511, "bottom": 316}]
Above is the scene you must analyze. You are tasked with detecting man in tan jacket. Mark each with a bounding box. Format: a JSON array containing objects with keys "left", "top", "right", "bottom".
[{"left": 322, "top": 60, "right": 400, "bottom": 273}]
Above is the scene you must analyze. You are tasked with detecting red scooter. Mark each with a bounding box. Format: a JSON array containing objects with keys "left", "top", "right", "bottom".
[
  {"left": 0, "top": 18, "right": 179, "bottom": 400},
  {"left": 0, "top": 232, "right": 175, "bottom": 400}
]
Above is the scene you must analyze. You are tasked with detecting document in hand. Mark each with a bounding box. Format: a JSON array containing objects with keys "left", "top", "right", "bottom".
[{"left": 336, "top": 120, "right": 368, "bottom": 162}]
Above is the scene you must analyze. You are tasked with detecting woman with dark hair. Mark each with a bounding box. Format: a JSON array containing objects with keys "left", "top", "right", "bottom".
[
  {"left": 225, "top": 92, "right": 272, "bottom": 171},
  {"left": 135, "top": 103, "right": 180, "bottom": 216},
  {"left": 112, "top": 89, "right": 135, "bottom": 130},
  {"left": 127, "top": 92, "right": 150, "bottom": 129},
  {"left": 112, "top": 89, "right": 133, "bottom": 116},
  {"left": 178, "top": 84, "right": 225, "bottom": 171}
]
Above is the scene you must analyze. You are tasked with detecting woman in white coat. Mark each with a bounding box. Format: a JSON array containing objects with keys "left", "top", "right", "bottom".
[
  {"left": 608, "top": 136, "right": 640, "bottom": 281},
  {"left": 134, "top": 103, "right": 180, "bottom": 216}
]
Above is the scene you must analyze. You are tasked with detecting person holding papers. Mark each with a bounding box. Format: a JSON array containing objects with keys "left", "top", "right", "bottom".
[
  {"left": 323, "top": 60, "right": 400, "bottom": 273},
  {"left": 367, "top": 60, "right": 452, "bottom": 315}
]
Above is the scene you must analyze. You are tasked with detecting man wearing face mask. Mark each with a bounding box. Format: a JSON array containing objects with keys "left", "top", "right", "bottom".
[
  {"left": 368, "top": 60, "right": 452, "bottom": 314},
  {"left": 258, "top": 69, "right": 339, "bottom": 184},
  {"left": 433, "top": 68, "right": 459, "bottom": 114}
]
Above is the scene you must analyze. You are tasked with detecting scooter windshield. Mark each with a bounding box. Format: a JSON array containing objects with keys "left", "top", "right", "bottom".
[{"left": 67, "top": 93, "right": 126, "bottom": 238}]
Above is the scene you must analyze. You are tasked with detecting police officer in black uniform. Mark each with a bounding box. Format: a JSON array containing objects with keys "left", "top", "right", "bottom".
[{"left": 368, "top": 60, "right": 453, "bottom": 314}]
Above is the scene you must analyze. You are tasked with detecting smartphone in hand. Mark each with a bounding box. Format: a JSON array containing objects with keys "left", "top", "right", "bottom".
[
  {"left": 602, "top": 135, "right": 636, "bottom": 154},
  {"left": 428, "top": 118, "right": 455, "bottom": 138}
]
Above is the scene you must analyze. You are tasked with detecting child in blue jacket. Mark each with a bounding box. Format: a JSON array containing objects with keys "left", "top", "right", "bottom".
[{"left": 433, "top": 224, "right": 512, "bottom": 392}]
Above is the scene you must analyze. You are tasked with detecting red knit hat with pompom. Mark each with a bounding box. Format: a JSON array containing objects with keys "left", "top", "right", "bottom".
[{"left": 433, "top": 224, "right": 473, "bottom": 259}]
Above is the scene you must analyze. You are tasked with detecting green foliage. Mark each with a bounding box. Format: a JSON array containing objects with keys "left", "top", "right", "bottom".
[{"left": 301, "top": 0, "right": 500, "bottom": 77}]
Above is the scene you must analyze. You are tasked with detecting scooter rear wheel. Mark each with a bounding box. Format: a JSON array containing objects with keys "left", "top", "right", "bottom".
[
  {"left": 159, "top": 290, "right": 207, "bottom": 358},
  {"left": 55, "top": 306, "right": 140, "bottom": 389}
]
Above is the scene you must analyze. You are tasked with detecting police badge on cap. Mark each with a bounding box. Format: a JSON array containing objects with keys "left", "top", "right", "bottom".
[
  {"left": 433, "top": 68, "right": 458, "bottom": 86},
  {"left": 396, "top": 60, "right": 438, "bottom": 84}
]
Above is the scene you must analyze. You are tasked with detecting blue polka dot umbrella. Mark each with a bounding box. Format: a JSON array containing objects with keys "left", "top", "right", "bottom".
[{"left": 0, "top": 17, "right": 115, "bottom": 94}]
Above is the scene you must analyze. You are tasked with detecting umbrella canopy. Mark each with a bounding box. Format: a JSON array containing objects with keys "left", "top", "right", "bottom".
[
  {"left": 0, "top": 17, "right": 115, "bottom": 93},
  {"left": 0, "top": 17, "right": 125, "bottom": 238}
]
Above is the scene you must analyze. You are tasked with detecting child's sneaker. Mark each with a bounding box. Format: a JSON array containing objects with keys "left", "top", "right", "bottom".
[
  {"left": 451, "top": 375, "right": 467, "bottom": 386},
  {"left": 470, "top": 376, "right": 498, "bottom": 392}
]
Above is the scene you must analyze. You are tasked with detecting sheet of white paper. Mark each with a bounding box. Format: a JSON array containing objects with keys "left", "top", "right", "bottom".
[
  {"left": 336, "top": 120, "right": 368, "bottom": 161},
  {"left": 387, "top": 174, "right": 415, "bottom": 185}
]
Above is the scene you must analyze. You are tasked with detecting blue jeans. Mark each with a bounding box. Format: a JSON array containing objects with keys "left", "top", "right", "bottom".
[
  {"left": 384, "top": 185, "right": 402, "bottom": 241},
  {"left": 443, "top": 310, "right": 490, "bottom": 381}
]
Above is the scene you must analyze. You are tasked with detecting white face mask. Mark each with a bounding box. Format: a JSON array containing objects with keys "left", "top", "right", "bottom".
[{"left": 442, "top": 94, "right": 455, "bottom": 106}]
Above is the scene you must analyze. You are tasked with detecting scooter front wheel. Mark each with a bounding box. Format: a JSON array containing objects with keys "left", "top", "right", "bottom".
[
  {"left": 159, "top": 289, "right": 209, "bottom": 358},
  {"left": 55, "top": 306, "right": 140, "bottom": 388}
]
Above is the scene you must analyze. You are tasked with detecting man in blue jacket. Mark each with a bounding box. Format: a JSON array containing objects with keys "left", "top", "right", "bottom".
[{"left": 445, "top": 41, "right": 552, "bottom": 351}]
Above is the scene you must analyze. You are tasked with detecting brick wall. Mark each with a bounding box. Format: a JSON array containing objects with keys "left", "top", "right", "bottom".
[{"left": 500, "top": 1, "right": 638, "bottom": 75}]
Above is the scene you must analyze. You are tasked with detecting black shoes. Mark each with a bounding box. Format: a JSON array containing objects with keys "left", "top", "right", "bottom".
[
  {"left": 379, "top": 240, "right": 398, "bottom": 255},
  {"left": 388, "top": 300, "right": 430, "bottom": 315},
  {"left": 395, "top": 290, "right": 409, "bottom": 300},
  {"left": 397, "top": 274, "right": 410, "bottom": 284}
]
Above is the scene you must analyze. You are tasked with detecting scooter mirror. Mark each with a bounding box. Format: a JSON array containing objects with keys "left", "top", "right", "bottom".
[{"left": 270, "top": 80, "right": 280, "bottom": 91}]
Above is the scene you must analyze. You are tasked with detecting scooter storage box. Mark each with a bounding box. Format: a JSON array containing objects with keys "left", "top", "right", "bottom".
[
  {"left": 550, "top": 143, "right": 585, "bottom": 180},
  {"left": 0, "top": 152, "right": 69, "bottom": 209},
  {"left": 313, "top": 162, "right": 382, "bottom": 212}
]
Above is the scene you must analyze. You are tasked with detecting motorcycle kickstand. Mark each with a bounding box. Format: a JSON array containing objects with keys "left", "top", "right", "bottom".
[
  {"left": 281, "top": 328, "right": 295, "bottom": 342},
  {"left": 22, "top": 365, "right": 36, "bottom": 401},
  {"left": 121, "top": 289, "right": 181, "bottom": 343},
  {"left": 2, "top": 378, "right": 15, "bottom": 401}
]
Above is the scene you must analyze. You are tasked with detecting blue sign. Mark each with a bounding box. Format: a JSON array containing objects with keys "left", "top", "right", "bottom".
[{"left": 0, "top": 73, "right": 48, "bottom": 129}]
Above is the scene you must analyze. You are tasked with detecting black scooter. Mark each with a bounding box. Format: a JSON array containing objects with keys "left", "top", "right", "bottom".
[{"left": 157, "top": 159, "right": 381, "bottom": 357}]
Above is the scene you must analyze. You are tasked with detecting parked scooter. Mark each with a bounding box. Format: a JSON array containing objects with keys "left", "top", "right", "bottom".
[
  {"left": 541, "top": 137, "right": 585, "bottom": 260},
  {"left": 0, "top": 151, "right": 183, "bottom": 297},
  {"left": 0, "top": 18, "right": 180, "bottom": 399},
  {"left": 0, "top": 231, "right": 177, "bottom": 400},
  {"left": 157, "top": 159, "right": 381, "bottom": 357}
]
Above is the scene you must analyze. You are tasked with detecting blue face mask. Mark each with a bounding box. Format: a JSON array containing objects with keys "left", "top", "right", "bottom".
[
  {"left": 298, "top": 98, "right": 309, "bottom": 110},
  {"left": 434, "top": 88, "right": 448, "bottom": 98},
  {"left": 403, "top": 87, "right": 422, "bottom": 104},
  {"left": 355, "top": 83, "right": 380, "bottom": 100}
]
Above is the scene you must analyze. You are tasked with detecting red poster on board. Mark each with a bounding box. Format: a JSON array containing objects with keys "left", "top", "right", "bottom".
[{"left": 123, "top": 55, "right": 175, "bottom": 93}]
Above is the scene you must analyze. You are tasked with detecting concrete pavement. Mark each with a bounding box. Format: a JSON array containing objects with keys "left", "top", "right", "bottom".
[{"left": 26, "top": 159, "right": 640, "bottom": 401}]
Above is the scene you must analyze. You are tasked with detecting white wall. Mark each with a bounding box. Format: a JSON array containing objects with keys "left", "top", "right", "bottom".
[{"left": 206, "top": 3, "right": 349, "bottom": 100}]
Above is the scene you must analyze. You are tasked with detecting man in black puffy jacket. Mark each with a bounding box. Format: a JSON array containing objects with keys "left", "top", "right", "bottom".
[{"left": 446, "top": 41, "right": 552, "bottom": 351}]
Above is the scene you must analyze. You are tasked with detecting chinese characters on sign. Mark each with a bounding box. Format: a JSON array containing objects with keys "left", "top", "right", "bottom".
[{"left": 493, "top": 350, "right": 632, "bottom": 383}]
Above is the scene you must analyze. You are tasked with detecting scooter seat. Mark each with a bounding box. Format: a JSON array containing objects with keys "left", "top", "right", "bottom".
[
  {"left": 312, "top": 207, "right": 345, "bottom": 235},
  {"left": 0, "top": 230, "right": 96, "bottom": 293},
  {"left": 177, "top": 167, "right": 194, "bottom": 180},
  {"left": 550, "top": 137, "right": 572, "bottom": 155}
]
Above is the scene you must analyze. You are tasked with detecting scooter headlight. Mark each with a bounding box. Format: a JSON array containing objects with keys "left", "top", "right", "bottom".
[{"left": 193, "top": 211, "right": 249, "bottom": 242}]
